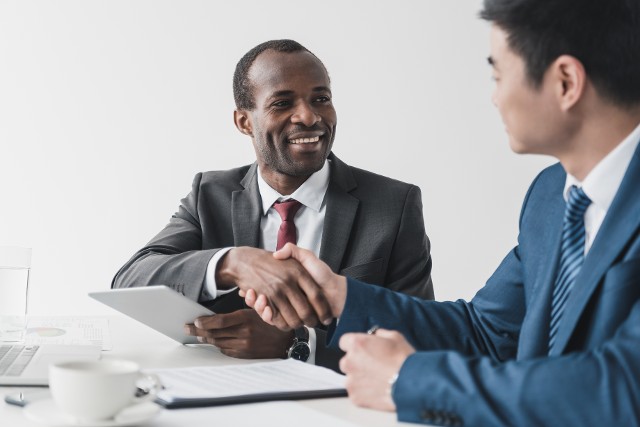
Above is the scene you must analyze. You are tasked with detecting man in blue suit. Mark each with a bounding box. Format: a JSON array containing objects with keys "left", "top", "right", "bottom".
[{"left": 237, "top": 0, "right": 640, "bottom": 425}]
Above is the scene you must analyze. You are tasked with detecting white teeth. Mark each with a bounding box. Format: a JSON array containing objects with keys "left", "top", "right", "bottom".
[{"left": 289, "top": 136, "right": 320, "bottom": 144}]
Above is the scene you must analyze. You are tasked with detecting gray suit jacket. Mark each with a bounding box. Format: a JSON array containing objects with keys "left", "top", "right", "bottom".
[{"left": 112, "top": 153, "right": 434, "bottom": 369}]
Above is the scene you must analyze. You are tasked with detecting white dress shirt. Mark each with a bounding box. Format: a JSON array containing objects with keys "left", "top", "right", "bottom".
[
  {"left": 200, "top": 160, "right": 331, "bottom": 364},
  {"left": 564, "top": 122, "right": 640, "bottom": 254}
]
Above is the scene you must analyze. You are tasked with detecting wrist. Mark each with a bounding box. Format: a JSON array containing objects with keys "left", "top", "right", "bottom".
[
  {"left": 326, "top": 274, "right": 347, "bottom": 318},
  {"left": 388, "top": 372, "right": 399, "bottom": 398},
  {"left": 215, "top": 248, "right": 239, "bottom": 288}
]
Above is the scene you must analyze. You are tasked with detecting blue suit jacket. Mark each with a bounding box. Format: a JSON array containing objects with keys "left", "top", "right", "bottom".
[{"left": 330, "top": 145, "right": 640, "bottom": 426}]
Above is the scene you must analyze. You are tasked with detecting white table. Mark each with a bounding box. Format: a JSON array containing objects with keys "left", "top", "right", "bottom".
[{"left": 1, "top": 315, "right": 414, "bottom": 426}]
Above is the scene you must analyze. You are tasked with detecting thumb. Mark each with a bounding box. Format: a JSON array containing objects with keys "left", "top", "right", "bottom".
[
  {"left": 273, "top": 242, "right": 296, "bottom": 260},
  {"left": 274, "top": 243, "right": 317, "bottom": 272}
]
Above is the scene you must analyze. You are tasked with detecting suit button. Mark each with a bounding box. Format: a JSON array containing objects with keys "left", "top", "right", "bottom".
[
  {"left": 433, "top": 411, "right": 445, "bottom": 424},
  {"left": 449, "top": 413, "right": 463, "bottom": 426},
  {"left": 420, "top": 410, "right": 435, "bottom": 422}
]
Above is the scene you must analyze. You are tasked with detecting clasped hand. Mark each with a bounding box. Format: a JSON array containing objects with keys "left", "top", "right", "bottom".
[
  {"left": 211, "top": 244, "right": 415, "bottom": 413},
  {"left": 240, "top": 244, "right": 347, "bottom": 330},
  {"left": 218, "top": 246, "right": 338, "bottom": 330}
]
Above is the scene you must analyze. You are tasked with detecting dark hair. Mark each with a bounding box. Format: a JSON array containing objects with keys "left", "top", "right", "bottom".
[
  {"left": 480, "top": 0, "right": 640, "bottom": 107},
  {"left": 233, "top": 39, "right": 327, "bottom": 110}
]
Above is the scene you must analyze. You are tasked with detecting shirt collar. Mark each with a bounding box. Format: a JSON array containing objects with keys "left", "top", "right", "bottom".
[
  {"left": 564, "top": 121, "right": 640, "bottom": 210},
  {"left": 257, "top": 159, "right": 331, "bottom": 215}
]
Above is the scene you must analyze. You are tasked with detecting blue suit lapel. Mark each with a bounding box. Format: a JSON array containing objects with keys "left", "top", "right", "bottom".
[
  {"left": 518, "top": 176, "right": 565, "bottom": 358},
  {"left": 551, "top": 143, "right": 640, "bottom": 355}
]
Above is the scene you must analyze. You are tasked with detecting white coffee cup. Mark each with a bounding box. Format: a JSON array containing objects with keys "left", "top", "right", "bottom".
[{"left": 49, "top": 359, "right": 161, "bottom": 422}]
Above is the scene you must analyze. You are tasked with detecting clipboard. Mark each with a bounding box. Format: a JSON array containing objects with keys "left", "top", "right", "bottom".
[{"left": 150, "top": 359, "right": 347, "bottom": 409}]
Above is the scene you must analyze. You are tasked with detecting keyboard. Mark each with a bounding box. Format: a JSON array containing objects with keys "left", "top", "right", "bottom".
[{"left": 0, "top": 345, "right": 39, "bottom": 376}]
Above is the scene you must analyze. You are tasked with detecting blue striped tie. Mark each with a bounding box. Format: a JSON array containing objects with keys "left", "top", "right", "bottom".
[{"left": 548, "top": 185, "right": 592, "bottom": 353}]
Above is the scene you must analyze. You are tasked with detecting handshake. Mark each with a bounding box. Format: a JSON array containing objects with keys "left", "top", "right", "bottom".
[
  {"left": 220, "top": 243, "right": 348, "bottom": 331},
  {"left": 214, "top": 243, "right": 415, "bottom": 413}
]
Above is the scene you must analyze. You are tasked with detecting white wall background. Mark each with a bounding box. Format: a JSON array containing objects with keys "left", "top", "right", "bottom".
[{"left": 0, "top": 1, "right": 553, "bottom": 315}]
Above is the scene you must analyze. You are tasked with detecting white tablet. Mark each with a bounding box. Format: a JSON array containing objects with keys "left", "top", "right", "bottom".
[{"left": 89, "top": 286, "right": 214, "bottom": 344}]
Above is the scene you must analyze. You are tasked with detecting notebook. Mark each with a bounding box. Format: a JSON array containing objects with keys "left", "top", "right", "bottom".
[{"left": 0, "top": 344, "right": 101, "bottom": 386}]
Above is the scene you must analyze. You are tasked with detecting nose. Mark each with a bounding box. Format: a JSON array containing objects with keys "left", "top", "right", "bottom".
[
  {"left": 291, "top": 101, "right": 321, "bottom": 127},
  {"left": 491, "top": 88, "right": 498, "bottom": 107}
]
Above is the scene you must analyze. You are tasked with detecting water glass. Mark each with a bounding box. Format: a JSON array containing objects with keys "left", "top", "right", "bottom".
[{"left": 0, "top": 247, "right": 31, "bottom": 342}]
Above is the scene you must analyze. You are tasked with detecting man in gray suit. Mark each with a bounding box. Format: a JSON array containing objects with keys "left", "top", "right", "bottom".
[{"left": 112, "top": 39, "right": 433, "bottom": 370}]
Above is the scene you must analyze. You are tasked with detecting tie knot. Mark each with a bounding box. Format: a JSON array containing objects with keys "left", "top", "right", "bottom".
[
  {"left": 273, "top": 199, "right": 302, "bottom": 222},
  {"left": 566, "top": 186, "right": 592, "bottom": 218}
]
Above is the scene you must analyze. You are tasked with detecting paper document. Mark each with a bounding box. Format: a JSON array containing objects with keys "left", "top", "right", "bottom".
[
  {"left": 150, "top": 359, "right": 347, "bottom": 408},
  {"left": 25, "top": 316, "right": 112, "bottom": 350}
]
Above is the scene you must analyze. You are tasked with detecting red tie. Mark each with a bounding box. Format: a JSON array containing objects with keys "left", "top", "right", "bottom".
[{"left": 273, "top": 199, "right": 303, "bottom": 250}]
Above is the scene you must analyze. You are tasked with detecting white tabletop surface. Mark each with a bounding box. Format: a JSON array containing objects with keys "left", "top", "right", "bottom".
[{"left": 1, "top": 314, "right": 416, "bottom": 427}]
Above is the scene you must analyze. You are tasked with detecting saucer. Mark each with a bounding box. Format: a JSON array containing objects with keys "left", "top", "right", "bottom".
[{"left": 23, "top": 398, "right": 162, "bottom": 427}]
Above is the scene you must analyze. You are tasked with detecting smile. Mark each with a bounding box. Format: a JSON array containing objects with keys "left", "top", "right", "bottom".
[{"left": 289, "top": 136, "right": 321, "bottom": 144}]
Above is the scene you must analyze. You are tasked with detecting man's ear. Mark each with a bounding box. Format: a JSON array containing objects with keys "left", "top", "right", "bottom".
[
  {"left": 551, "top": 55, "right": 586, "bottom": 111},
  {"left": 234, "top": 109, "right": 253, "bottom": 136}
]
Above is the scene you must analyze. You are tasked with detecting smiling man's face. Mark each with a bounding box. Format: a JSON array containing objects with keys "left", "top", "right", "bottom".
[{"left": 241, "top": 49, "right": 337, "bottom": 184}]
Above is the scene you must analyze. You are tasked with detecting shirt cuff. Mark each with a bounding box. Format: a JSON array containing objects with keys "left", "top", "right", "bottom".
[
  {"left": 200, "top": 247, "right": 236, "bottom": 301},
  {"left": 307, "top": 327, "right": 316, "bottom": 365}
]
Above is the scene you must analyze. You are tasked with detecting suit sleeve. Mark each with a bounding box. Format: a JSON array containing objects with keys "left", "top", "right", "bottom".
[
  {"left": 333, "top": 269, "right": 640, "bottom": 426},
  {"left": 111, "top": 173, "right": 221, "bottom": 301},
  {"left": 384, "top": 185, "right": 434, "bottom": 299},
  {"left": 392, "top": 313, "right": 640, "bottom": 427}
]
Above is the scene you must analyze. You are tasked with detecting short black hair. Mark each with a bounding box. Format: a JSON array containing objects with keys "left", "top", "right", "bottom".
[
  {"left": 233, "top": 39, "right": 327, "bottom": 110},
  {"left": 480, "top": 0, "right": 640, "bottom": 107}
]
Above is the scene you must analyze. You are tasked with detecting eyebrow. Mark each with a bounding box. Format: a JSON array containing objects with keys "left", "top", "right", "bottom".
[{"left": 267, "top": 86, "right": 332, "bottom": 100}]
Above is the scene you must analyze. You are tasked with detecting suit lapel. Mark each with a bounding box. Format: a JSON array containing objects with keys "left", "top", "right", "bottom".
[
  {"left": 231, "top": 163, "right": 261, "bottom": 247},
  {"left": 551, "top": 143, "right": 640, "bottom": 355},
  {"left": 518, "top": 188, "right": 565, "bottom": 358},
  {"left": 319, "top": 154, "right": 359, "bottom": 272}
]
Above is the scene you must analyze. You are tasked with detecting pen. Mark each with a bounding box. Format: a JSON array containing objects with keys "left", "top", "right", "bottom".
[{"left": 367, "top": 325, "right": 380, "bottom": 335}]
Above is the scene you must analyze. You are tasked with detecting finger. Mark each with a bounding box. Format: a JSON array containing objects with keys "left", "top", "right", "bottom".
[
  {"left": 261, "top": 306, "right": 291, "bottom": 330},
  {"left": 208, "top": 336, "right": 241, "bottom": 350},
  {"left": 258, "top": 264, "right": 319, "bottom": 327},
  {"left": 276, "top": 246, "right": 334, "bottom": 325},
  {"left": 186, "top": 324, "right": 211, "bottom": 338},
  {"left": 296, "top": 272, "right": 332, "bottom": 326},
  {"left": 193, "top": 315, "right": 217, "bottom": 329},
  {"left": 339, "top": 333, "right": 367, "bottom": 352},
  {"left": 244, "top": 289, "right": 258, "bottom": 308},
  {"left": 274, "top": 259, "right": 327, "bottom": 326},
  {"left": 238, "top": 289, "right": 246, "bottom": 298},
  {"left": 257, "top": 299, "right": 293, "bottom": 330},
  {"left": 203, "top": 325, "right": 244, "bottom": 339},
  {"left": 194, "top": 312, "right": 243, "bottom": 330},
  {"left": 260, "top": 305, "right": 273, "bottom": 323},
  {"left": 254, "top": 294, "right": 268, "bottom": 313},
  {"left": 273, "top": 280, "right": 324, "bottom": 328},
  {"left": 269, "top": 295, "right": 306, "bottom": 329},
  {"left": 339, "top": 354, "right": 350, "bottom": 374},
  {"left": 373, "top": 328, "right": 402, "bottom": 340}
]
